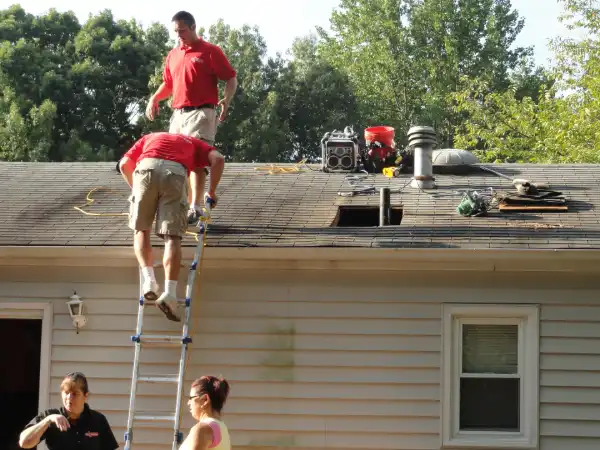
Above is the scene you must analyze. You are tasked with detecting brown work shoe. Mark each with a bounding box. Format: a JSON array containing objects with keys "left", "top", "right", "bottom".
[{"left": 155, "top": 293, "right": 181, "bottom": 322}]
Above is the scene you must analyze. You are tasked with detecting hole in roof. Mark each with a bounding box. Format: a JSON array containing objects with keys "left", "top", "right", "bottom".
[{"left": 332, "top": 205, "right": 403, "bottom": 227}]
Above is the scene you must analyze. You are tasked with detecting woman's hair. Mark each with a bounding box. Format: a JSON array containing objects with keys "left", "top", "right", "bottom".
[
  {"left": 191, "top": 375, "right": 230, "bottom": 413},
  {"left": 60, "top": 372, "right": 89, "bottom": 394}
]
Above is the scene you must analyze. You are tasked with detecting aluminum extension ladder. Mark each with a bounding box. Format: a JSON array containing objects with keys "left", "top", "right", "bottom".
[{"left": 124, "top": 198, "right": 214, "bottom": 450}]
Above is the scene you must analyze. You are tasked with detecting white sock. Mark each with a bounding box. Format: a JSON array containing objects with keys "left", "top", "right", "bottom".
[
  {"left": 165, "top": 280, "right": 178, "bottom": 296},
  {"left": 142, "top": 267, "right": 156, "bottom": 282}
]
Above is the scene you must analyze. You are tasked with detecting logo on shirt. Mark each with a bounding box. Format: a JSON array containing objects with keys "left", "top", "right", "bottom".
[
  {"left": 85, "top": 432, "right": 99, "bottom": 438},
  {"left": 191, "top": 56, "right": 204, "bottom": 64}
]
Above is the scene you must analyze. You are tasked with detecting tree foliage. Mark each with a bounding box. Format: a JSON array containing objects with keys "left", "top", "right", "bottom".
[
  {"left": 453, "top": 0, "right": 600, "bottom": 163},
  {"left": 0, "top": 4, "right": 171, "bottom": 161},
  {"left": 316, "top": 0, "right": 541, "bottom": 146}
]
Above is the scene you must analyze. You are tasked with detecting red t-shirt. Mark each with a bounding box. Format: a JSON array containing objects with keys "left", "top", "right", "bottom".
[
  {"left": 123, "top": 132, "right": 214, "bottom": 173},
  {"left": 163, "top": 39, "right": 236, "bottom": 109}
]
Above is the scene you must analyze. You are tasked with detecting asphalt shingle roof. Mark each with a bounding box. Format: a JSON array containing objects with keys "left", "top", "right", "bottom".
[{"left": 0, "top": 161, "right": 599, "bottom": 249}]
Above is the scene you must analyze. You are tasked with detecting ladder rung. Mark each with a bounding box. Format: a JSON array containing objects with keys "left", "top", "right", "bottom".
[
  {"left": 140, "top": 298, "right": 189, "bottom": 307},
  {"left": 131, "top": 334, "right": 191, "bottom": 344},
  {"left": 138, "top": 375, "right": 179, "bottom": 383},
  {"left": 134, "top": 413, "right": 176, "bottom": 422}
]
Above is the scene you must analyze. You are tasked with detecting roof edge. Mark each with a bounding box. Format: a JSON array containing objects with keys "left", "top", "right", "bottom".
[{"left": 1, "top": 246, "right": 599, "bottom": 273}]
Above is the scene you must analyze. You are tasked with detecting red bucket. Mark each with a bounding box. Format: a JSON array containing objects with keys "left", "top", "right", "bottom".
[{"left": 364, "top": 126, "right": 395, "bottom": 147}]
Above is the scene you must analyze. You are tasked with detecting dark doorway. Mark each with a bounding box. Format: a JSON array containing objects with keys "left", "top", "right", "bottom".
[{"left": 0, "top": 319, "right": 42, "bottom": 450}]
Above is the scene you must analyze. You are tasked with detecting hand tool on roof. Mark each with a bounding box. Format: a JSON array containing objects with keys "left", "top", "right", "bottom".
[
  {"left": 124, "top": 197, "right": 214, "bottom": 450},
  {"left": 456, "top": 188, "right": 499, "bottom": 217},
  {"left": 478, "top": 165, "right": 549, "bottom": 195}
]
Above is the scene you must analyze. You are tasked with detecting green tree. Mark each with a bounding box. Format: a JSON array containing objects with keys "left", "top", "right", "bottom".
[
  {"left": 452, "top": 0, "right": 600, "bottom": 163},
  {"left": 0, "top": 86, "right": 56, "bottom": 161},
  {"left": 317, "top": 0, "right": 539, "bottom": 146},
  {"left": 0, "top": 4, "right": 170, "bottom": 161},
  {"left": 200, "top": 20, "right": 278, "bottom": 161},
  {"left": 278, "top": 35, "right": 360, "bottom": 161}
]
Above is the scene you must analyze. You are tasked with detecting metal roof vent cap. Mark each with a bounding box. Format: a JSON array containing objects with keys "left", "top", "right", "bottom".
[
  {"left": 408, "top": 125, "right": 438, "bottom": 190},
  {"left": 432, "top": 148, "right": 480, "bottom": 166}
]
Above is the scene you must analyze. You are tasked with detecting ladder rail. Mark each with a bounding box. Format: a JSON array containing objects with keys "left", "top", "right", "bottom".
[
  {"left": 172, "top": 221, "right": 208, "bottom": 449},
  {"left": 125, "top": 198, "right": 213, "bottom": 450},
  {"left": 124, "top": 270, "right": 146, "bottom": 450}
]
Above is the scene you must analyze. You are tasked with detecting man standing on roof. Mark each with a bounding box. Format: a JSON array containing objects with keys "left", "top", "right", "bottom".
[
  {"left": 145, "top": 10, "right": 237, "bottom": 225},
  {"left": 118, "top": 132, "right": 225, "bottom": 322}
]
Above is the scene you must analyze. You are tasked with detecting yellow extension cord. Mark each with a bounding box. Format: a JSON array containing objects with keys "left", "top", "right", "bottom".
[
  {"left": 73, "top": 158, "right": 308, "bottom": 233},
  {"left": 254, "top": 158, "right": 309, "bottom": 174},
  {"left": 73, "top": 186, "right": 209, "bottom": 242}
]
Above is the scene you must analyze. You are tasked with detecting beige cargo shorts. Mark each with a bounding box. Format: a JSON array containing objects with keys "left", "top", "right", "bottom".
[
  {"left": 169, "top": 107, "right": 217, "bottom": 145},
  {"left": 128, "top": 158, "right": 189, "bottom": 238}
]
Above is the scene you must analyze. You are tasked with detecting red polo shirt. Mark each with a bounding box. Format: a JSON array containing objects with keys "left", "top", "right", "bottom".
[
  {"left": 163, "top": 39, "right": 236, "bottom": 109},
  {"left": 123, "top": 132, "right": 214, "bottom": 173}
]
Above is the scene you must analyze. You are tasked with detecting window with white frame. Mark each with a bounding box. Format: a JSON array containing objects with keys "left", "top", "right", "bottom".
[{"left": 442, "top": 305, "right": 539, "bottom": 448}]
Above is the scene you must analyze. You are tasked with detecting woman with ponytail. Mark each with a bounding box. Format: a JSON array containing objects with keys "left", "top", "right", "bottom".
[{"left": 179, "top": 375, "right": 232, "bottom": 450}]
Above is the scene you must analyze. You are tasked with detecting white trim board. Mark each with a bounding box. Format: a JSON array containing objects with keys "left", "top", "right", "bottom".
[
  {"left": 2, "top": 246, "right": 600, "bottom": 273},
  {"left": 0, "top": 302, "right": 53, "bottom": 450}
]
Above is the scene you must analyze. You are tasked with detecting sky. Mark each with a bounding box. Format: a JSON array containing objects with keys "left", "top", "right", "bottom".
[{"left": 3, "top": 0, "right": 580, "bottom": 67}]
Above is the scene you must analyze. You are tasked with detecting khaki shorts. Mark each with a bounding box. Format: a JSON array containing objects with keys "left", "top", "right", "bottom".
[
  {"left": 128, "top": 158, "right": 189, "bottom": 238},
  {"left": 169, "top": 107, "right": 217, "bottom": 145}
]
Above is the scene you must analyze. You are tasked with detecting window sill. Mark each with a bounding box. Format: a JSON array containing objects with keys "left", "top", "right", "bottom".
[{"left": 443, "top": 433, "right": 536, "bottom": 449}]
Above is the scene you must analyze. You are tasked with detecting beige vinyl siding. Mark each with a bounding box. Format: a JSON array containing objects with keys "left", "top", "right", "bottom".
[
  {"left": 50, "top": 293, "right": 441, "bottom": 449},
  {"left": 539, "top": 305, "right": 600, "bottom": 450},
  {"left": 1, "top": 266, "right": 441, "bottom": 450},
  {"left": 1, "top": 265, "right": 600, "bottom": 450}
]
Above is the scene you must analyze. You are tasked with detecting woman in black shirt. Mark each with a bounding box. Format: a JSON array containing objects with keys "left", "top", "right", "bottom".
[{"left": 19, "top": 372, "right": 119, "bottom": 450}]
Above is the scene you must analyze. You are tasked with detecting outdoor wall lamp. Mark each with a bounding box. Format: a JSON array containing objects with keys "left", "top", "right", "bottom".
[{"left": 67, "top": 291, "right": 87, "bottom": 334}]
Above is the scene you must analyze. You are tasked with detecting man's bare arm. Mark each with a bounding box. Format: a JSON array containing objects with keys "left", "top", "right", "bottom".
[
  {"left": 119, "top": 157, "right": 136, "bottom": 188},
  {"left": 207, "top": 151, "right": 225, "bottom": 197},
  {"left": 223, "top": 77, "right": 237, "bottom": 104},
  {"left": 151, "top": 82, "right": 173, "bottom": 103},
  {"left": 217, "top": 77, "right": 238, "bottom": 121},
  {"left": 146, "top": 82, "right": 172, "bottom": 120}
]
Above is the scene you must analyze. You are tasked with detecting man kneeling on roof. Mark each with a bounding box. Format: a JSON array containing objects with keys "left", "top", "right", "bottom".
[{"left": 118, "top": 132, "right": 225, "bottom": 322}]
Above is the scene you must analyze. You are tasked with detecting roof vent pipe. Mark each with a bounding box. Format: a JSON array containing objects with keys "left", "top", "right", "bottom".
[
  {"left": 379, "top": 187, "right": 391, "bottom": 226},
  {"left": 408, "top": 126, "right": 438, "bottom": 190}
]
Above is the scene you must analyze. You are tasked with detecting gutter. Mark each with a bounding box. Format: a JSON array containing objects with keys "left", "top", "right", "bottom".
[{"left": 0, "top": 246, "right": 599, "bottom": 273}]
